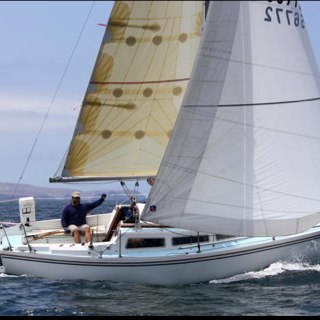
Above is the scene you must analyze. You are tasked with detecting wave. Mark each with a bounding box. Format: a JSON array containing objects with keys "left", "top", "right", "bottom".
[
  {"left": 0, "top": 266, "right": 26, "bottom": 278},
  {"left": 209, "top": 261, "right": 320, "bottom": 284}
]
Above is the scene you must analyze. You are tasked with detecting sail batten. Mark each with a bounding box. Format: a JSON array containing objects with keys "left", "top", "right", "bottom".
[
  {"left": 142, "top": 1, "right": 320, "bottom": 236},
  {"left": 90, "top": 77, "right": 190, "bottom": 85}
]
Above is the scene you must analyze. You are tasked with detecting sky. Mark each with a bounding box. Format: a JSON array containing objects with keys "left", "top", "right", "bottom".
[{"left": 0, "top": 1, "right": 320, "bottom": 196}]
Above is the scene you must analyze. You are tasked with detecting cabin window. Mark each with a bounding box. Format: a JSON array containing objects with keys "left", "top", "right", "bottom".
[
  {"left": 216, "top": 234, "right": 235, "bottom": 240},
  {"left": 172, "top": 235, "right": 209, "bottom": 246},
  {"left": 126, "top": 238, "right": 165, "bottom": 248}
]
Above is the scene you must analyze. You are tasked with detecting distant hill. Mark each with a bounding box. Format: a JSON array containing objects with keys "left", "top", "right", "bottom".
[{"left": 0, "top": 181, "right": 138, "bottom": 201}]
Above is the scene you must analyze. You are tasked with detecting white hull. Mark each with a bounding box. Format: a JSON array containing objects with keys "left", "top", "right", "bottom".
[{"left": 1, "top": 225, "right": 320, "bottom": 285}]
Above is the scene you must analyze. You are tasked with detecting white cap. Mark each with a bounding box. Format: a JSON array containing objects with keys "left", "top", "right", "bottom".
[{"left": 72, "top": 191, "right": 81, "bottom": 198}]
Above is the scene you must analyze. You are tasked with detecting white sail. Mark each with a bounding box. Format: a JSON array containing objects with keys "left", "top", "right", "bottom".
[
  {"left": 142, "top": 1, "right": 320, "bottom": 236},
  {"left": 50, "top": 1, "right": 203, "bottom": 182}
]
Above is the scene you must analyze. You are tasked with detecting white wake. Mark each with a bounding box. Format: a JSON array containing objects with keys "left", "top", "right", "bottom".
[{"left": 209, "top": 261, "right": 320, "bottom": 284}]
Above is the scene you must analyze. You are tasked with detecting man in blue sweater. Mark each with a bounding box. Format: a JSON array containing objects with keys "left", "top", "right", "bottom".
[{"left": 61, "top": 191, "right": 107, "bottom": 243}]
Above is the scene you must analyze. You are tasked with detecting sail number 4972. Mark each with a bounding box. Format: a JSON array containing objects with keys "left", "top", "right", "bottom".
[{"left": 265, "top": 0, "right": 305, "bottom": 29}]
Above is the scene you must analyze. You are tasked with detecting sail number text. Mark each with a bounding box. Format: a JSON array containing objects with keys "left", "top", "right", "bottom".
[{"left": 265, "top": 0, "right": 305, "bottom": 29}]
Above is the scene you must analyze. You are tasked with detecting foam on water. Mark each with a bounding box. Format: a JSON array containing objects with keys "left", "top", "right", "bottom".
[
  {"left": 0, "top": 266, "right": 26, "bottom": 278},
  {"left": 209, "top": 261, "right": 320, "bottom": 284}
]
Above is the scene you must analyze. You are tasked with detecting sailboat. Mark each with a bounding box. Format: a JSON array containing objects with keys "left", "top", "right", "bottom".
[{"left": 1, "top": 0, "right": 320, "bottom": 286}]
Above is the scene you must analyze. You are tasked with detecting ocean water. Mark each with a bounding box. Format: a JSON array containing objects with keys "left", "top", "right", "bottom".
[{"left": 0, "top": 198, "right": 320, "bottom": 316}]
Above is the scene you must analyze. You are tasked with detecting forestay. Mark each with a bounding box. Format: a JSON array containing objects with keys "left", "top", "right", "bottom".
[{"left": 142, "top": 1, "right": 320, "bottom": 236}]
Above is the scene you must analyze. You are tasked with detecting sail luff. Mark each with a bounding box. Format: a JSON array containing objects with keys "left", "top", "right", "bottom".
[{"left": 142, "top": 1, "right": 320, "bottom": 237}]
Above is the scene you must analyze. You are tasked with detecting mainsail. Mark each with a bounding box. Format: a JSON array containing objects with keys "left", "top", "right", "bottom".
[
  {"left": 50, "top": 1, "right": 203, "bottom": 182},
  {"left": 142, "top": 1, "right": 320, "bottom": 236}
]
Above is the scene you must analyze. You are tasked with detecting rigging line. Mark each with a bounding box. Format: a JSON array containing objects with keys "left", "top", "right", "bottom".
[
  {"left": 185, "top": 96, "right": 320, "bottom": 108},
  {"left": 215, "top": 116, "right": 320, "bottom": 141},
  {"left": 182, "top": 106, "right": 320, "bottom": 140},
  {"left": 12, "top": 2, "right": 96, "bottom": 198},
  {"left": 187, "top": 197, "right": 318, "bottom": 215},
  {"left": 197, "top": 171, "right": 320, "bottom": 204}
]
